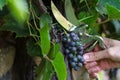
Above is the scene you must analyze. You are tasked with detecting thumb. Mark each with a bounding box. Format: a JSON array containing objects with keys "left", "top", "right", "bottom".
[{"left": 83, "top": 49, "right": 110, "bottom": 62}]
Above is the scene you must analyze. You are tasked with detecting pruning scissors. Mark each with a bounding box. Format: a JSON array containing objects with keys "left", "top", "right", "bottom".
[{"left": 51, "top": 1, "right": 107, "bottom": 52}]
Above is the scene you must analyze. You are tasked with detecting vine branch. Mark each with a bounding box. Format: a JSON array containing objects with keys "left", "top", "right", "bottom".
[
  {"left": 33, "top": 0, "right": 47, "bottom": 14},
  {"left": 97, "top": 18, "right": 110, "bottom": 25}
]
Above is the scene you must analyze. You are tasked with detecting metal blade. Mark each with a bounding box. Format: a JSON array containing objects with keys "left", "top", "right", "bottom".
[{"left": 51, "top": 1, "right": 77, "bottom": 31}]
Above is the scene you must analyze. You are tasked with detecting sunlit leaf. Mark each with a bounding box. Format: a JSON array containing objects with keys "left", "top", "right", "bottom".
[
  {"left": 96, "top": 0, "right": 120, "bottom": 16},
  {"left": 52, "top": 51, "right": 67, "bottom": 80},
  {"left": 106, "top": 4, "right": 120, "bottom": 20},
  {"left": 39, "top": 23, "right": 50, "bottom": 56},
  {"left": 40, "top": 13, "right": 52, "bottom": 28},
  {"left": 7, "top": 0, "right": 29, "bottom": 24}
]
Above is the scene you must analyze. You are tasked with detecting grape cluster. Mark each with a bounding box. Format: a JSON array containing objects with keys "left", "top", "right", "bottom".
[{"left": 61, "top": 32, "right": 85, "bottom": 71}]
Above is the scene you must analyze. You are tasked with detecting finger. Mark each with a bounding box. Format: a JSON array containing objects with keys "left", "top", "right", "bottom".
[
  {"left": 88, "top": 66, "right": 101, "bottom": 73},
  {"left": 103, "top": 38, "right": 120, "bottom": 47},
  {"left": 98, "top": 59, "right": 120, "bottom": 70},
  {"left": 85, "top": 61, "right": 97, "bottom": 69},
  {"left": 83, "top": 49, "right": 110, "bottom": 62}
]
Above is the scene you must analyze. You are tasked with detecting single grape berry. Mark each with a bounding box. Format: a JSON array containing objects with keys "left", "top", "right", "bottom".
[
  {"left": 70, "top": 32, "right": 76, "bottom": 37},
  {"left": 78, "top": 50, "right": 84, "bottom": 55},
  {"left": 78, "top": 45, "right": 84, "bottom": 51},
  {"left": 72, "top": 36, "right": 78, "bottom": 41},
  {"left": 77, "top": 55, "right": 82, "bottom": 60},
  {"left": 73, "top": 57, "right": 78, "bottom": 62},
  {"left": 65, "top": 49, "right": 70, "bottom": 54},
  {"left": 80, "top": 58, "right": 85, "bottom": 63},
  {"left": 67, "top": 38, "right": 71, "bottom": 42},
  {"left": 78, "top": 62, "right": 83, "bottom": 67},
  {"left": 74, "top": 66, "right": 80, "bottom": 71},
  {"left": 68, "top": 53, "right": 74, "bottom": 59},
  {"left": 71, "top": 47, "right": 77, "bottom": 52},
  {"left": 62, "top": 37, "right": 67, "bottom": 42},
  {"left": 70, "top": 61, "right": 76, "bottom": 67},
  {"left": 70, "top": 41, "right": 76, "bottom": 47}
]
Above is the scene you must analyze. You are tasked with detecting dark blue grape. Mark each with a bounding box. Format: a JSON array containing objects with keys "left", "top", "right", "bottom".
[
  {"left": 65, "top": 49, "right": 70, "bottom": 54},
  {"left": 70, "top": 61, "right": 76, "bottom": 67},
  {"left": 78, "top": 45, "right": 84, "bottom": 50},
  {"left": 80, "top": 58, "right": 85, "bottom": 63},
  {"left": 78, "top": 62, "right": 83, "bottom": 67},
  {"left": 67, "top": 38, "right": 71, "bottom": 42},
  {"left": 70, "top": 41, "right": 76, "bottom": 46},
  {"left": 73, "top": 57, "right": 78, "bottom": 62},
  {"left": 77, "top": 55, "right": 82, "bottom": 60},
  {"left": 68, "top": 53, "right": 74, "bottom": 59},
  {"left": 74, "top": 66, "right": 80, "bottom": 71},
  {"left": 70, "top": 32, "right": 76, "bottom": 37},
  {"left": 62, "top": 37, "right": 67, "bottom": 42},
  {"left": 72, "top": 36, "right": 78, "bottom": 41},
  {"left": 71, "top": 47, "right": 77, "bottom": 52},
  {"left": 76, "top": 37, "right": 80, "bottom": 41},
  {"left": 79, "top": 50, "right": 84, "bottom": 55}
]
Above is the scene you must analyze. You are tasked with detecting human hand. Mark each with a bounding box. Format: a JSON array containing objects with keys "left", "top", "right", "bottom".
[{"left": 83, "top": 38, "right": 120, "bottom": 78}]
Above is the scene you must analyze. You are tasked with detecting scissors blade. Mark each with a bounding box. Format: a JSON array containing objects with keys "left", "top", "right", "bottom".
[{"left": 51, "top": 1, "right": 77, "bottom": 31}]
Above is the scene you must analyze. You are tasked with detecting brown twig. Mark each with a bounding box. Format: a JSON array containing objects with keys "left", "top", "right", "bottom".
[
  {"left": 33, "top": 0, "right": 47, "bottom": 14},
  {"left": 97, "top": 18, "right": 110, "bottom": 25}
]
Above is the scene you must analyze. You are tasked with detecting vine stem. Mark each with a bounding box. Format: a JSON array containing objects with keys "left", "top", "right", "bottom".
[
  {"left": 32, "top": 0, "right": 47, "bottom": 14},
  {"left": 44, "top": 56, "right": 52, "bottom": 62},
  {"left": 29, "top": 1, "right": 40, "bottom": 31},
  {"left": 84, "top": 0, "right": 91, "bottom": 13},
  {"left": 97, "top": 18, "right": 110, "bottom": 25}
]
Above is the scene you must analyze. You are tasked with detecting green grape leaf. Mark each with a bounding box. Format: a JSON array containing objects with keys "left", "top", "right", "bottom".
[
  {"left": 0, "top": 0, "right": 7, "bottom": 10},
  {"left": 40, "top": 13, "right": 52, "bottom": 28},
  {"left": 96, "top": 0, "right": 120, "bottom": 16},
  {"left": 26, "top": 38, "right": 42, "bottom": 56},
  {"left": 42, "top": 61, "right": 54, "bottom": 80},
  {"left": 52, "top": 51, "right": 67, "bottom": 80},
  {"left": 39, "top": 13, "right": 52, "bottom": 56},
  {"left": 7, "top": 0, "right": 29, "bottom": 24},
  {"left": 0, "top": 17, "right": 29, "bottom": 37},
  {"left": 65, "top": 0, "right": 79, "bottom": 26},
  {"left": 36, "top": 60, "right": 54, "bottom": 80},
  {"left": 48, "top": 44, "right": 60, "bottom": 60},
  {"left": 106, "top": 4, "right": 120, "bottom": 20},
  {"left": 40, "top": 23, "right": 50, "bottom": 56},
  {"left": 78, "top": 11, "right": 98, "bottom": 30}
]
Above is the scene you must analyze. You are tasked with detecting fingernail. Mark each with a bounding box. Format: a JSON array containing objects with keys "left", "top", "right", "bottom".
[{"left": 83, "top": 54, "right": 89, "bottom": 61}]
